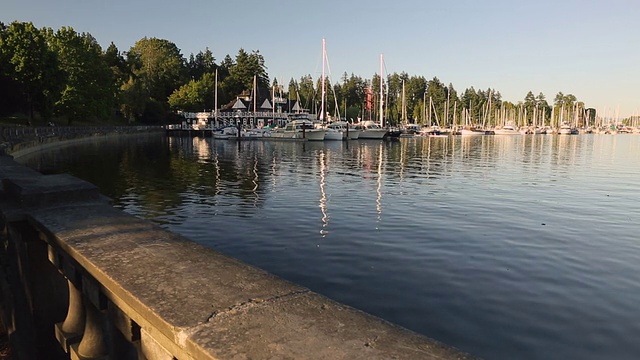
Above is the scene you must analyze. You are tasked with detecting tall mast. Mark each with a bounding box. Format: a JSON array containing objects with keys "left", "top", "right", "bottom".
[
  {"left": 379, "top": 53, "right": 384, "bottom": 127},
  {"left": 320, "top": 38, "right": 326, "bottom": 123},
  {"left": 423, "top": 92, "right": 426, "bottom": 125},
  {"left": 453, "top": 100, "right": 457, "bottom": 129},
  {"left": 402, "top": 79, "right": 406, "bottom": 124},
  {"left": 214, "top": 68, "right": 218, "bottom": 126},
  {"left": 445, "top": 88, "right": 450, "bottom": 128}
]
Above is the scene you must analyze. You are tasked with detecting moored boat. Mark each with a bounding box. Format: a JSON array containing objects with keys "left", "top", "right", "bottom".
[
  {"left": 327, "top": 121, "right": 359, "bottom": 140},
  {"left": 356, "top": 120, "right": 388, "bottom": 139},
  {"left": 493, "top": 124, "right": 520, "bottom": 135},
  {"left": 559, "top": 123, "right": 578, "bottom": 135},
  {"left": 323, "top": 126, "right": 343, "bottom": 141},
  {"left": 459, "top": 126, "right": 487, "bottom": 136},
  {"left": 271, "top": 119, "right": 326, "bottom": 140},
  {"left": 213, "top": 126, "right": 238, "bottom": 139}
]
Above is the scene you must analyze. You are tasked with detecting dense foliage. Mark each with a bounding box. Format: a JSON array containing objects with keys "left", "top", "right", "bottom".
[{"left": 0, "top": 20, "right": 598, "bottom": 126}]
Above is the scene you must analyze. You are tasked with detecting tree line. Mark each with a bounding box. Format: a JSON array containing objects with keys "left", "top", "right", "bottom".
[{"left": 0, "top": 20, "right": 595, "bottom": 127}]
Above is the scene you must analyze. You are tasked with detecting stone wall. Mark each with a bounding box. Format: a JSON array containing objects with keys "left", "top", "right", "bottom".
[{"left": 0, "top": 126, "right": 162, "bottom": 158}]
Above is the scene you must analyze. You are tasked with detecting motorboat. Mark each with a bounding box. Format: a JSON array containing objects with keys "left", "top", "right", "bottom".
[
  {"left": 212, "top": 126, "right": 238, "bottom": 139},
  {"left": 493, "top": 124, "right": 520, "bottom": 135},
  {"left": 559, "top": 123, "right": 578, "bottom": 135},
  {"left": 323, "top": 126, "right": 343, "bottom": 140},
  {"left": 356, "top": 121, "right": 388, "bottom": 139},
  {"left": 271, "top": 119, "right": 326, "bottom": 141},
  {"left": 326, "top": 121, "right": 359, "bottom": 140},
  {"left": 459, "top": 126, "right": 487, "bottom": 136}
]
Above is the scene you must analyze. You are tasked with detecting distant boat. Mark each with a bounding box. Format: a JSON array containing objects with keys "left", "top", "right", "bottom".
[
  {"left": 493, "top": 124, "right": 520, "bottom": 135},
  {"left": 327, "top": 121, "right": 359, "bottom": 140},
  {"left": 559, "top": 123, "right": 578, "bottom": 135},
  {"left": 386, "top": 127, "right": 402, "bottom": 139},
  {"left": 534, "top": 126, "right": 546, "bottom": 134},
  {"left": 246, "top": 127, "right": 272, "bottom": 138},
  {"left": 459, "top": 126, "right": 487, "bottom": 136},
  {"left": 323, "top": 126, "right": 344, "bottom": 141},
  {"left": 418, "top": 126, "right": 442, "bottom": 137},
  {"left": 272, "top": 119, "right": 326, "bottom": 141},
  {"left": 402, "top": 123, "right": 421, "bottom": 136},
  {"left": 356, "top": 120, "right": 388, "bottom": 139},
  {"left": 213, "top": 126, "right": 237, "bottom": 139}
]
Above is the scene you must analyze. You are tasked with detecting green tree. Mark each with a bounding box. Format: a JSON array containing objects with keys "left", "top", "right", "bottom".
[
  {"left": 187, "top": 48, "right": 216, "bottom": 80},
  {"left": 460, "top": 87, "right": 479, "bottom": 124},
  {"left": 426, "top": 77, "right": 446, "bottom": 126},
  {"left": 298, "top": 74, "right": 315, "bottom": 111},
  {"left": 523, "top": 91, "right": 536, "bottom": 125},
  {"left": 340, "top": 73, "right": 365, "bottom": 121},
  {"left": 0, "top": 21, "right": 60, "bottom": 122},
  {"left": 220, "top": 48, "right": 269, "bottom": 100},
  {"left": 168, "top": 72, "right": 216, "bottom": 111},
  {"left": 124, "top": 37, "right": 187, "bottom": 122},
  {"left": 48, "top": 26, "right": 115, "bottom": 124},
  {"left": 405, "top": 75, "right": 427, "bottom": 123},
  {"left": 535, "top": 92, "right": 549, "bottom": 125},
  {"left": 445, "top": 83, "right": 458, "bottom": 126},
  {"left": 104, "top": 42, "right": 128, "bottom": 87}
]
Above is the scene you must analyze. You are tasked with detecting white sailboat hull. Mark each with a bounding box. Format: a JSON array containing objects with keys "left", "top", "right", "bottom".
[{"left": 358, "top": 129, "right": 387, "bottom": 139}]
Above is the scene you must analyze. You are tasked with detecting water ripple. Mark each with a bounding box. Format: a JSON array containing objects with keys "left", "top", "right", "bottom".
[{"left": 18, "top": 134, "right": 640, "bottom": 360}]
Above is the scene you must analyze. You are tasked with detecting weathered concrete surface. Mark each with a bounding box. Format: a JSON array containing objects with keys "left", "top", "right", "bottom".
[
  {"left": 0, "top": 155, "right": 42, "bottom": 184},
  {"left": 4, "top": 174, "right": 100, "bottom": 207},
  {"left": 28, "top": 204, "right": 307, "bottom": 358},
  {"left": 190, "top": 291, "right": 470, "bottom": 360},
  {"left": 27, "top": 203, "right": 475, "bottom": 359}
]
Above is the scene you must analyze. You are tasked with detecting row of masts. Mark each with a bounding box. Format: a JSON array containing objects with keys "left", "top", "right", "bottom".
[{"left": 211, "top": 39, "right": 631, "bottom": 130}]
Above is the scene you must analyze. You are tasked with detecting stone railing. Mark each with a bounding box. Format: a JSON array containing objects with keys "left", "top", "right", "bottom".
[
  {"left": 0, "top": 154, "right": 474, "bottom": 359},
  {"left": 0, "top": 126, "right": 162, "bottom": 157}
]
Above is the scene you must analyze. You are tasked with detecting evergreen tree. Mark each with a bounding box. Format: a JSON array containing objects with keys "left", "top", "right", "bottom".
[{"left": 187, "top": 48, "right": 216, "bottom": 80}]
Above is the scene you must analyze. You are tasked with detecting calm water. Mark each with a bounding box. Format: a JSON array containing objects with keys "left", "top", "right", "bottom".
[{"left": 19, "top": 134, "right": 640, "bottom": 360}]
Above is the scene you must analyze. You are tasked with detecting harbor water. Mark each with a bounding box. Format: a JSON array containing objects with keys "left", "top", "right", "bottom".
[{"left": 19, "top": 134, "right": 640, "bottom": 359}]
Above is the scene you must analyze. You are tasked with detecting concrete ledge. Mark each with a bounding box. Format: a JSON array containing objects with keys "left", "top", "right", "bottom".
[
  {"left": 27, "top": 202, "right": 474, "bottom": 359},
  {"left": 191, "top": 291, "right": 469, "bottom": 359},
  {"left": 4, "top": 174, "right": 101, "bottom": 207}
]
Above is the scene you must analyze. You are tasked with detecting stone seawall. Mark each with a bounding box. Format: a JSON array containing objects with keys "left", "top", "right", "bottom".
[
  {"left": 0, "top": 125, "right": 162, "bottom": 158},
  {"left": 0, "top": 135, "right": 476, "bottom": 359}
]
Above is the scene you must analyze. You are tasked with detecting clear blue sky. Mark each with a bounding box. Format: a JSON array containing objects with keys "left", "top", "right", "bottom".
[{"left": 4, "top": 0, "right": 639, "bottom": 118}]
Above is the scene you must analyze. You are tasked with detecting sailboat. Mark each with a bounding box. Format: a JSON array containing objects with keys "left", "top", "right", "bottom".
[
  {"left": 272, "top": 40, "right": 326, "bottom": 141},
  {"left": 319, "top": 39, "right": 343, "bottom": 141},
  {"left": 357, "top": 54, "right": 389, "bottom": 139}
]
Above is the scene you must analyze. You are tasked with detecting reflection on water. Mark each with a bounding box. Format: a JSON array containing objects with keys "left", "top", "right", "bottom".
[
  {"left": 376, "top": 142, "right": 383, "bottom": 223},
  {"left": 17, "top": 134, "right": 640, "bottom": 360},
  {"left": 318, "top": 149, "right": 328, "bottom": 237}
]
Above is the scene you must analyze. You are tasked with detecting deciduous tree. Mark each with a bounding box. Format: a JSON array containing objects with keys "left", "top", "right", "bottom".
[
  {"left": 124, "top": 37, "right": 187, "bottom": 122},
  {"left": 48, "top": 26, "right": 115, "bottom": 123},
  {"left": 0, "top": 21, "right": 60, "bottom": 121}
]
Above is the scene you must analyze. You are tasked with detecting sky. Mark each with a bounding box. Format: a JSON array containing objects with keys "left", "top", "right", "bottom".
[{"left": 3, "top": 0, "right": 639, "bottom": 118}]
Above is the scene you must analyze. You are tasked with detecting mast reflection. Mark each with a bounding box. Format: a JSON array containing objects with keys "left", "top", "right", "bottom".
[
  {"left": 376, "top": 142, "right": 383, "bottom": 224},
  {"left": 318, "top": 149, "right": 328, "bottom": 237}
]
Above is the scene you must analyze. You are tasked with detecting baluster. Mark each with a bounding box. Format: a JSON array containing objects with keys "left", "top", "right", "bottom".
[
  {"left": 72, "top": 301, "right": 109, "bottom": 360},
  {"left": 55, "top": 279, "right": 85, "bottom": 353}
]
